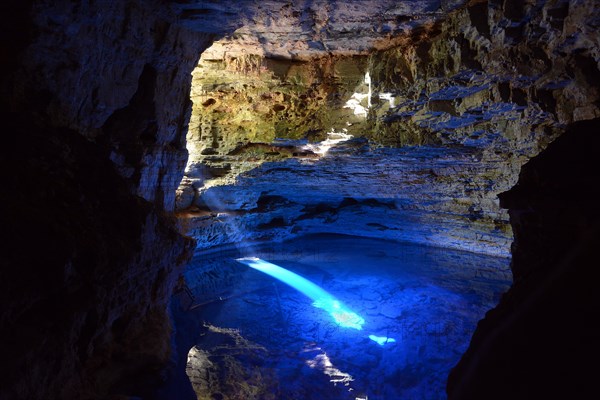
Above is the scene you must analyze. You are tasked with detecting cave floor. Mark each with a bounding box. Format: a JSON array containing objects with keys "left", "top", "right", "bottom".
[{"left": 166, "top": 234, "right": 511, "bottom": 400}]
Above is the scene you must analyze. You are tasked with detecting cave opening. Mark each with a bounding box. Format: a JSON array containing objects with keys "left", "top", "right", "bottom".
[
  {"left": 168, "top": 12, "right": 523, "bottom": 398},
  {"left": 165, "top": 1, "right": 600, "bottom": 398}
]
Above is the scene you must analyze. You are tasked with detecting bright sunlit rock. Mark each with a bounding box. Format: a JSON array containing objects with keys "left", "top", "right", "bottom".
[
  {"left": 368, "top": 334, "right": 397, "bottom": 346},
  {"left": 302, "top": 128, "right": 353, "bottom": 156},
  {"left": 344, "top": 72, "right": 373, "bottom": 117}
]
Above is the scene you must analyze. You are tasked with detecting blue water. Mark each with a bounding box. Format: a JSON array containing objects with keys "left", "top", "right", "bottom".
[
  {"left": 176, "top": 234, "right": 511, "bottom": 400},
  {"left": 237, "top": 257, "right": 366, "bottom": 330}
]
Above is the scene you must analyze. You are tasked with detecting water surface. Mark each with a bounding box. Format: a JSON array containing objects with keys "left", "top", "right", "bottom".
[{"left": 176, "top": 234, "right": 511, "bottom": 399}]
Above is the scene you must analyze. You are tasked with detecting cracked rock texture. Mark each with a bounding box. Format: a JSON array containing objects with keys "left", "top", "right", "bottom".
[
  {"left": 8, "top": 0, "right": 210, "bottom": 211},
  {"left": 173, "top": 0, "right": 468, "bottom": 60},
  {"left": 184, "top": 139, "right": 514, "bottom": 255},
  {"left": 185, "top": 325, "right": 276, "bottom": 400}
]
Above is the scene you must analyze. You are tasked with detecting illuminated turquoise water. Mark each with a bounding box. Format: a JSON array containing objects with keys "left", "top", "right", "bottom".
[
  {"left": 174, "top": 234, "right": 511, "bottom": 399},
  {"left": 237, "top": 257, "right": 366, "bottom": 330}
]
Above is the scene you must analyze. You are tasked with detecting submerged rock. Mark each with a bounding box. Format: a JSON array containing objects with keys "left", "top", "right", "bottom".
[{"left": 185, "top": 324, "right": 276, "bottom": 400}]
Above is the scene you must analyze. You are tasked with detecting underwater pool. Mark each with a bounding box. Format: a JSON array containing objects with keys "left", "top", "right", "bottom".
[{"left": 172, "top": 234, "right": 511, "bottom": 400}]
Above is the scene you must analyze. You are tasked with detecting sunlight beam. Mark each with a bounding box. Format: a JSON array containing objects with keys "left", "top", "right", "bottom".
[{"left": 236, "top": 257, "right": 365, "bottom": 330}]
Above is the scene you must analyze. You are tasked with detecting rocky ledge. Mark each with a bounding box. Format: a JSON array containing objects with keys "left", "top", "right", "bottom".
[
  {"left": 177, "top": 0, "right": 599, "bottom": 257},
  {"left": 181, "top": 134, "right": 513, "bottom": 256}
]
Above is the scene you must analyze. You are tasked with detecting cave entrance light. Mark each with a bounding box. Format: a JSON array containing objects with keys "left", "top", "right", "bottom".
[
  {"left": 344, "top": 72, "right": 373, "bottom": 117},
  {"left": 237, "top": 257, "right": 365, "bottom": 330}
]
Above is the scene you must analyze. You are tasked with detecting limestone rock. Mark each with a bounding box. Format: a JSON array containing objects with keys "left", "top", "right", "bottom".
[
  {"left": 178, "top": 0, "right": 600, "bottom": 257},
  {"left": 0, "top": 119, "right": 194, "bottom": 399},
  {"left": 8, "top": 0, "right": 211, "bottom": 211},
  {"left": 174, "top": 0, "right": 468, "bottom": 60},
  {"left": 447, "top": 118, "right": 600, "bottom": 399}
]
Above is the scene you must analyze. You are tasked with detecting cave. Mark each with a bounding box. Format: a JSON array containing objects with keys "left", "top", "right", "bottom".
[{"left": 1, "top": 1, "right": 599, "bottom": 399}]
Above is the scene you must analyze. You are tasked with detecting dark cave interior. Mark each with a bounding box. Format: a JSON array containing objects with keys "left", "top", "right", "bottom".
[{"left": 1, "top": 1, "right": 599, "bottom": 399}]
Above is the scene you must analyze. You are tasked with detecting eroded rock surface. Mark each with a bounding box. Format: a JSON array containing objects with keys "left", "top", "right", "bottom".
[
  {"left": 8, "top": 0, "right": 210, "bottom": 211},
  {"left": 185, "top": 137, "right": 513, "bottom": 255},
  {"left": 178, "top": 0, "right": 599, "bottom": 257},
  {"left": 173, "top": 0, "right": 468, "bottom": 60}
]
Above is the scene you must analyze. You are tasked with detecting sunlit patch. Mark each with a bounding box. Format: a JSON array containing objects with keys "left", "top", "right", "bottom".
[
  {"left": 379, "top": 92, "right": 395, "bottom": 108},
  {"left": 303, "top": 343, "right": 355, "bottom": 387},
  {"left": 237, "top": 257, "right": 365, "bottom": 330},
  {"left": 368, "top": 335, "right": 396, "bottom": 346},
  {"left": 302, "top": 128, "right": 353, "bottom": 156},
  {"left": 344, "top": 93, "right": 370, "bottom": 117},
  {"left": 313, "top": 298, "right": 365, "bottom": 330},
  {"left": 344, "top": 72, "right": 372, "bottom": 117}
]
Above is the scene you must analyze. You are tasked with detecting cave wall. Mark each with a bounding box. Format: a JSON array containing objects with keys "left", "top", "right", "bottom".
[
  {"left": 0, "top": 121, "right": 194, "bottom": 400},
  {"left": 177, "top": 0, "right": 599, "bottom": 257},
  {"left": 1, "top": 0, "right": 598, "bottom": 398},
  {"left": 366, "top": 0, "right": 599, "bottom": 240},
  {"left": 4, "top": 0, "right": 212, "bottom": 211},
  {"left": 447, "top": 118, "right": 600, "bottom": 399},
  {"left": 368, "top": 0, "right": 600, "bottom": 132},
  {"left": 176, "top": 53, "right": 371, "bottom": 209},
  {"left": 0, "top": 1, "right": 215, "bottom": 398},
  {"left": 174, "top": 0, "right": 474, "bottom": 211},
  {"left": 358, "top": 0, "right": 599, "bottom": 248}
]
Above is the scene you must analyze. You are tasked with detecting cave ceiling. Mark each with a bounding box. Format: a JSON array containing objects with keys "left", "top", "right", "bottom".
[{"left": 173, "top": 0, "right": 467, "bottom": 59}]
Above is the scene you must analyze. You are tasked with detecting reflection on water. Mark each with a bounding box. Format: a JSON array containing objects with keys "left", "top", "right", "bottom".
[{"left": 175, "top": 234, "right": 511, "bottom": 400}]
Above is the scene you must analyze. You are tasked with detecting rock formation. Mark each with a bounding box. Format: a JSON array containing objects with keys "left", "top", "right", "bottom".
[
  {"left": 448, "top": 118, "right": 600, "bottom": 399},
  {"left": 177, "top": 0, "right": 599, "bottom": 257},
  {"left": 185, "top": 324, "right": 276, "bottom": 400},
  {"left": 0, "top": 1, "right": 209, "bottom": 398},
  {"left": 0, "top": 121, "right": 193, "bottom": 399},
  {"left": 1, "top": 0, "right": 599, "bottom": 399}
]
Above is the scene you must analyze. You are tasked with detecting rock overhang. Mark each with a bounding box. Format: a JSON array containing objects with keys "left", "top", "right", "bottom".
[
  {"left": 172, "top": 0, "right": 469, "bottom": 60},
  {"left": 175, "top": 0, "right": 600, "bottom": 258}
]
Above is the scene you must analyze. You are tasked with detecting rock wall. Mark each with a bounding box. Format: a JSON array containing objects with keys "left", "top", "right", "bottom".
[
  {"left": 1, "top": 0, "right": 598, "bottom": 397},
  {"left": 6, "top": 0, "right": 211, "bottom": 211},
  {"left": 177, "top": 0, "right": 599, "bottom": 257},
  {"left": 172, "top": 0, "right": 468, "bottom": 60},
  {"left": 360, "top": 0, "right": 599, "bottom": 249},
  {"left": 175, "top": 0, "right": 473, "bottom": 211},
  {"left": 176, "top": 53, "right": 371, "bottom": 209},
  {"left": 0, "top": 121, "right": 193, "bottom": 399},
  {"left": 447, "top": 118, "right": 600, "bottom": 399},
  {"left": 0, "top": 1, "right": 213, "bottom": 398}
]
